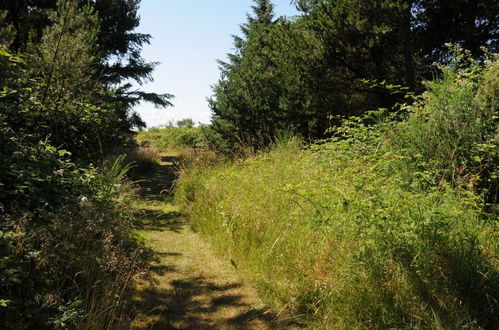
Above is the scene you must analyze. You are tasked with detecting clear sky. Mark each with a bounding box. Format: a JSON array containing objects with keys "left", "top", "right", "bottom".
[{"left": 134, "top": 1, "right": 300, "bottom": 128}]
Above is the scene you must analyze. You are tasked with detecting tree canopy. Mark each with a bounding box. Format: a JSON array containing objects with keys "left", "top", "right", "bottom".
[
  {"left": 0, "top": 0, "right": 172, "bottom": 112},
  {"left": 0, "top": 0, "right": 172, "bottom": 160},
  {"left": 208, "top": 0, "right": 499, "bottom": 151}
]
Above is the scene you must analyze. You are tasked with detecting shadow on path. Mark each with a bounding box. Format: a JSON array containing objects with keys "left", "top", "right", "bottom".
[
  {"left": 126, "top": 153, "right": 288, "bottom": 329},
  {"left": 134, "top": 208, "right": 184, "bottom": 232},
  {"left": 136, "top": 154, "right": 179, "bottom": 201},
  {"left": 127, "top": 208, "right": 282, "bottom": 329},
  {"left": 129, "top": 272, "right": 279, "bottom": 329}
]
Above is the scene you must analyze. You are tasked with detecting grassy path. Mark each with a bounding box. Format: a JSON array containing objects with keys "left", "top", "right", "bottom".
[{"left": 126, "top": 154, "right": 282, "bottom": 329}]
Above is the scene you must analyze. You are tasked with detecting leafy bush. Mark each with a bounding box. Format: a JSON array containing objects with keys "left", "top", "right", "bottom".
[
  {"left": 391, "top": 55, "right": 498, "bottom": 204},
  {"left": 176, "top": 58, "right": 498, "bottom": 328},
  {"left": 0, "top": 1, "right": 161, "bottom": 327},
  {"left": 0, "top": 22, "right": 147, "bottom": 327},
  {"left": 137, "top": 126, "right": 206, "bottom": 150},
  {"left": 0, "top": 125, "right": 146, "bottom": 328}
]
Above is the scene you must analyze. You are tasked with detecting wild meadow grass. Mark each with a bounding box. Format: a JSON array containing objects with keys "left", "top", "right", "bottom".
[{"left": 175, "top": 60, "right": 498, "bottom": 328}]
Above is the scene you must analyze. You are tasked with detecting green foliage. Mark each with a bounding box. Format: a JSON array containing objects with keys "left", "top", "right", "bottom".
[
  {"left": 414, "top": 0, "right": 499, "bottom": 74},
  {"left": 138, "top": 126, "right": 207, "bottom": 151},
  {"left": 0, "top": 123, "right": 146, "bottom": 328},
  {"left": 0, "top": 0, "right": 173, "bottom": 110},
  {"left": 1, "top": 2, "right": 110, "bottom": 160},
  {"left": 32, "top": 0, "right": 98, "bottom": 104},
  {"left": 209, "top": 0, "right": 498, "bottom": 151},
  {"left": 176, "top": 59, "right": 499, "bottom": 328},
  {"left": 208, "top": 0, "right": 281, "bottom": 151},
  {"left": 0, "top": 1, "right": 156, "bottom": 327},
  {"left": 176, "top": 118, "right": 195, "bottom": 128},
  {"left": 0, "top": 0, "right": 158, "bottom": 162},
  {"left": 391, "top": 53, "right": 498, "bottom": 204}
]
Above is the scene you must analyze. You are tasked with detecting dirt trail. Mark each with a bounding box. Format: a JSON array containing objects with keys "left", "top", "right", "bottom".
[{"left": 127, "top": 154, "right": 284, "bottom": 329}]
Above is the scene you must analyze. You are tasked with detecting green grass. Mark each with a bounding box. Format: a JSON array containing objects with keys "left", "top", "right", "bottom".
[
  {"left": 175, "top": 60, "right": 498, "bottom": 328},
  {"left": 122, "top": 153, "right": 287, "bottom": 329},
  {"left": 176, "top": 141, "right": 497, "bottom": 328}
]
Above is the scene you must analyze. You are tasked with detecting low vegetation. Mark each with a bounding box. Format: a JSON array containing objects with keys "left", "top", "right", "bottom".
[
  {"left": 0, "top": 134, "right": 147, "bottom": 328},
  {"left": 137, "top": 120, "right": 207, "bottom": 152},
  {"left": 176, "top": 58, "right": 498, "bottom": 328}
]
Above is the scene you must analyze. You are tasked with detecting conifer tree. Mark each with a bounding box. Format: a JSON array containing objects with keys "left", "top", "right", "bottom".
[
  {"left": 209, "top": 0, "right": 280, "bottom": 150},
  {"left": 414, "top": 0, "right": 499, "bottom": 76},
  {"left": 209, "top": 0, "right": 498, "bottom": 152},
  {"left": 209, "top": 0, "right": 414, "bottom": 149},
  {"left": 0, "top": 0, "right": 172, "bottom": 113},
  {"left": 1, "top": 0, "right": 153, "bottom": 161}
]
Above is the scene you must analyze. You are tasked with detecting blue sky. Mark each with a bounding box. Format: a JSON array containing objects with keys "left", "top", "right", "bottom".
[{"left": 134, "top": 1, "right": 300, "bottom": 128}]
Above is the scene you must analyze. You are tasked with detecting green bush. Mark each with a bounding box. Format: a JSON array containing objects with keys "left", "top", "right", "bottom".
[
  {"left": 0, "top": 123, "right": 146, "bottom": 329},
  {"left": 137, "top": 126, "right": 206, "bottom": 150},
  {"left": 391, "top": 55, "right": 498, "bottom": 204},
  {"left": 0, "top": 2, "right": 159, "bottom": 328},
  {"left": 175, "top": 59, "right": 498, "bottom": 328}
]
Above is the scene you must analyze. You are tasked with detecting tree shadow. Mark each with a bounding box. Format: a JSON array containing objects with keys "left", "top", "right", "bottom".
[
  {"left": 135, "top": 155, "right": 180, "bottom": 201},
  {"left": 125, "top": 153, "right": 297, "bottom": 329},
  {"left": 134, "top": 208, "right": 185, "bottom": 232},
  {"left": 126, "top": 272, "right": 283, "bottom": 329}
]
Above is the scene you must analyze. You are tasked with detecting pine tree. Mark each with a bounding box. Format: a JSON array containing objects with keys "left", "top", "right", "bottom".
[
  {"left": 0, "top": 0, "right": 172, "bottom": 112},
  {"left": 414, "top": 0, "right": 499, "bottom": 76},
  {"left": 209, "top": 0, "right": 498, "bottom": 152},
  {"left": 0, "top": 0, "right": 155, "bottom": 161},
  {"left": 209, "top": 0, "right": 280, "bottom": 150}
]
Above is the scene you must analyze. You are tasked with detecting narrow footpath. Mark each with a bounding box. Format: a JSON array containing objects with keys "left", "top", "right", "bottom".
[{"left": 126, "top": 154, "right": 284, "bottom": 329}]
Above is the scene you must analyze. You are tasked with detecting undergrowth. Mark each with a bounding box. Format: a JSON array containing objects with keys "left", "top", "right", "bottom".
[
  {"left": 0, "top": 134, "right": 148, "bottom": 329},
  {"left": 175, "top": 57, "right": 498, "bottom": 328},
  {"left": 137, "top": 126, "right": 206, "bottom": 151}
]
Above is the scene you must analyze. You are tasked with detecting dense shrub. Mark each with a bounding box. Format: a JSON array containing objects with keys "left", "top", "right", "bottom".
[
  {"left": 391, "top": 55, "right": 498, "bottom": 204},
  {"left": 176, "top": 58, "right": 498, "bottom": 328},
  {"left": 137, "top": 126, "right": 206, "bottom": 150},
  {"left": 0, "top": 121, "right": 146, "bottom": 328},
  {"left": 0, "top": 5, "right": 148, "bottom": 327}
]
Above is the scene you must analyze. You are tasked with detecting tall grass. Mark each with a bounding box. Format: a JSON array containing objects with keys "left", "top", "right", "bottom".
[
  {"left": 175, "top": 58, "right": 498, "bottom": 328},
  {"left": 124, "top": 146, "right": 161, "bottom": 180}
]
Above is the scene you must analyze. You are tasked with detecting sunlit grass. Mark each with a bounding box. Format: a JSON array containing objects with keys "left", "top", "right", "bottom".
[{"left": 176, "top": 140, "right": 498, "bottom": 328}]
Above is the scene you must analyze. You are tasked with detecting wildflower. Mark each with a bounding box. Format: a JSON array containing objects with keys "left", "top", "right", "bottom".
[{"left": 78, "top": 195, "right": 89, "bottom": 206}]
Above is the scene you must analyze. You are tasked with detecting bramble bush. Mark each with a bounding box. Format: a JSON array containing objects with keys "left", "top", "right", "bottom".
[{"left": 391, "top": 52, "right": 498, "bottom": 206}]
